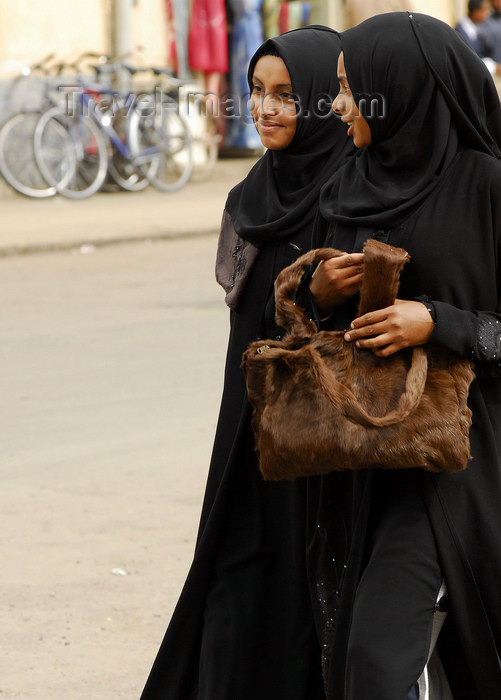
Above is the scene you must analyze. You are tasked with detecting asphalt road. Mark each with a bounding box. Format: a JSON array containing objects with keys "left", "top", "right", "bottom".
[{"left": 1, "top": 236, "right": 228, "bottom": 698}]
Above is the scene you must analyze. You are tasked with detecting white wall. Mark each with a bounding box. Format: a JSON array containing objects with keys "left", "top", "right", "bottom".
[
  {"left": 0, "top": 0, "right": 170, "bottom": 78},
  {"left": 0, "top": 0, "right": 109, "bottom": 76},
  {"left": 311, "top": 0, "right": 459, "bottom": 31}
]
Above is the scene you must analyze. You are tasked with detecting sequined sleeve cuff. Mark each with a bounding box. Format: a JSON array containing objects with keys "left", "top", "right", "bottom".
[{"left": 430, "top": 301, "right": 501, "bottom": 374}]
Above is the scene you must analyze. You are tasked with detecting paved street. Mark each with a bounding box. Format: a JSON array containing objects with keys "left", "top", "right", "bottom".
[
  {"left": 0, "top": 156, "right": 257, "bottom": 256},
  {"left": 1, "top": 236, "right": 229, "bottom": 698}
]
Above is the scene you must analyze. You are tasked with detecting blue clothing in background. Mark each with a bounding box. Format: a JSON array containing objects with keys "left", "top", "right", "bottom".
[
  {"left": 225, "top": 0, "right": 264, "bottom": 150},
  {"left": 455, "top": 17, "right": 489, "bottom": 56},
  {"left": 171, "top": 0, "right": 190, "bottom": 79},
  {"left": 481, "top": 13, "right": 501, "bottom": 62}
]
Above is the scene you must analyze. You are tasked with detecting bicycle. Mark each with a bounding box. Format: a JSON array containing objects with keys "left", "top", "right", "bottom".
[
  {"left": 0, "top": 53, "right": 64, "bottom": 198},
  {"left": 83, "top": 57, "right": 150, "bottom": 192},
  {"left": 34, "top": 63, "right": 193, "bottom": 198},
  {"left": 0, "top": 51, "right": 108, "bottom": 198},
  {"left": 153, "top": 69, "right": 221, "bottom": 181},
  {"left": 123, "top": 65, "right": 220, "bottom": 183},
  {"left": 126, "top": 66, "right": 194, "bottom": 192}
]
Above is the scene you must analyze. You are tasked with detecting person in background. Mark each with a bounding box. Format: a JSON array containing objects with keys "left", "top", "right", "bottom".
[
  {"left": 481, "top": 0, "right": 501, "bottom": 61},
  {"left": 455, "top": 0, "right": 501, "bottom": 75},
  {"left": 224, "top": 0, "right": 264, "bottom": 150},
  {"left": 139, "top": 25, "right": 355, "bottom": 700},
  {"left": 187, "top": 0, "right": 228, "bottom": 116}
]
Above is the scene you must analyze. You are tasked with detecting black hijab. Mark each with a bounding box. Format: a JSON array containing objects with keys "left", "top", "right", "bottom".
[
  {"left": 320, "top": 12, "right": 501, "bottom": 228},
  {"left": 225, "top": 25, "right": 354, "bottom": 246}
]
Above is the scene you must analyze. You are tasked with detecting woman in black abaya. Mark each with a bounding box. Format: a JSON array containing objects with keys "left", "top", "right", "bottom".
[
  {"left": 308, "top": 12, "right": 501, "bottom": 700},
  {"left": 140, "top": 26, "right": 355, "bottom": 700}
]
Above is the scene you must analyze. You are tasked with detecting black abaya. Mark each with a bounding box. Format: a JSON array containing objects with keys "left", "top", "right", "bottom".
[
  {"left": 310, "top": 13, "right": 501, "bottom": 699},
  {"left": 140, "top": 26, "right": 353, "bottom": 700}
]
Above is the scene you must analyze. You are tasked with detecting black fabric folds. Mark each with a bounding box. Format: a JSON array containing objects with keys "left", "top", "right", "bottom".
[
  {"left": 319, "top": 12, "right": 501, "bottom": 227},
  {"left": 226, "top": 25, "right": 354, "bottom": 246},
  {"left": 309, "top": 13, "right": 501, "bottom": 699}
]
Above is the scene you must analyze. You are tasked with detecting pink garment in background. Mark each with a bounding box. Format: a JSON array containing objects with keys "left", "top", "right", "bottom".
[{"left": 188, "top": 0, "right": 229, "bottom": 74}]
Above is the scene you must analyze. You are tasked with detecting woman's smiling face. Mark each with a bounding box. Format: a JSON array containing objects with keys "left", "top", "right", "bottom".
[
  {"left": 250, "top": 55, "right": 297, "bottom": 150},
  {"left": 332, "top": 51, "right": 372, "bottom": 148}
]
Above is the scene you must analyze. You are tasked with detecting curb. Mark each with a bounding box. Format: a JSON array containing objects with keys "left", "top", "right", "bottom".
[{"left": 0, "top": 227, "right": 219, "bottom": 258}]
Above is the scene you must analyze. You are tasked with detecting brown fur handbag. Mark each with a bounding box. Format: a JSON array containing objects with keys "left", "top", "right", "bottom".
[{"left": 242, "top": 239, "right": 475, "bottom": 481}]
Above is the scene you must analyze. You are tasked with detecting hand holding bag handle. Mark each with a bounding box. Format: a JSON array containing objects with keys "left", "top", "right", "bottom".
[
  {"left": 273, "top": 239, "right": 411, "bottom": 336},
  {"left": 272, "top": 239, "right": 428, "bottom": 428}
]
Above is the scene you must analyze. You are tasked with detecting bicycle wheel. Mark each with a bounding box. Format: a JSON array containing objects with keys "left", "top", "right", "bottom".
[
  {"left": 0, "top": 112, "right": 59, "bottom": 198},
  {"left": 107, "top": 112, "right": 149, "bottom": 192},
  {"left": 35, "top": 106, "right": 109, "bottom": 199},
  {"left": 129, "top": 101, "right": 193, "bottom": 193}
]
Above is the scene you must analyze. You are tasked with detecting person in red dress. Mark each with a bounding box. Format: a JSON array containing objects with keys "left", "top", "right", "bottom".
[{"left": 188, "top": 0, "right": 229, "bottom": 115}]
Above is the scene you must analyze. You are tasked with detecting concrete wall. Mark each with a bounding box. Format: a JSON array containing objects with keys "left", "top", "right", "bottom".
[
  {"left": 130, "top": 0, "right": 170, "bottom": 67},
  {"left": 0, "top": 0, "right": 170, "bottom": 78},
  {"left": 0, "top": 0, "right": 110, "bottom": 77},
  {"left": 311, "top": 0, "right": 460, "bottom": 30}
]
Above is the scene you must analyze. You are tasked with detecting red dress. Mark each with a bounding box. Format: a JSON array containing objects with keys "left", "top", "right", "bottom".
[{"left": 188, "top": 0, "right": 229, "bottom": 74}]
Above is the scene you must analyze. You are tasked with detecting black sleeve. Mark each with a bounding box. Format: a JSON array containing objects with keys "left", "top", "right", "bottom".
[
  {"left": 427, "top": 178, "right": 501, "bottom": 377},
  {"left": 429, "top": 303, "right": 501, "bottom": 377}
]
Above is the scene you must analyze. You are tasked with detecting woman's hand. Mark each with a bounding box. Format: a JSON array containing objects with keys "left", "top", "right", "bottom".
[
  {"left": 309, "top": 253, "right": 364, "bottom": 316},
  {"left": 343, "top": 300, "right": 435, "bottom": 356}
]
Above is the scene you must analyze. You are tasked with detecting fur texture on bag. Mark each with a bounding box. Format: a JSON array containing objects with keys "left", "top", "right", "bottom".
[{"left": 242, "top": 239, "right": 474, "bottom": 481}]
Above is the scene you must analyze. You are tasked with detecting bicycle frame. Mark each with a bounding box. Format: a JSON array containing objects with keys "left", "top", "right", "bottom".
[{"left": 70, "top": 84, "right": 181, "bottom": 166}]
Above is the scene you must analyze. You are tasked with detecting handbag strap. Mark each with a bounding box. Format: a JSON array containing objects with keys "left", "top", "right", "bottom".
[
  {"left": 310, "top": 344, "right": 428, "bottom": 427},
  {"left": 357, "top": 239, "right": 410, "bottom": 317},
  {"left": 274, "top": 247, "right": 346, "bottom": 336}
]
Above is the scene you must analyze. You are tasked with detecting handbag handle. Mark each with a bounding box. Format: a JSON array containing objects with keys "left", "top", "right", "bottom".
[
  {"left": 357, "top": 238, "right": 410, "bottom": 316},
  {"left": 274, "top": 247, "right": 346, "bottom": 337},
  {"left": 310, "top": 343, "right": 428, "bottom": 427}
]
